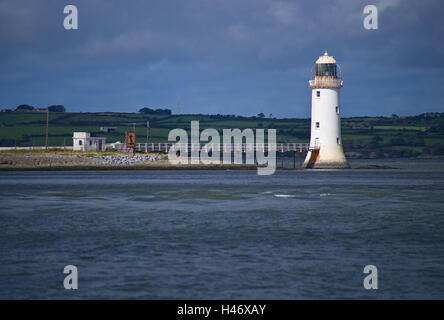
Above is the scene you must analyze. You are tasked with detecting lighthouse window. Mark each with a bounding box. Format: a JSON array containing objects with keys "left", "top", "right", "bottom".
[
  {"left": 316, "top": 91, "right": 320, "bottom": 97},
  {"left": 316, "top": 122, "right": 320, "bottom": 128},
  {"left": 337, "top": 137, "right": 341, "bottom": 145},
  {"left": 336, "top": 106, "right": 339, "bottom": 114}
]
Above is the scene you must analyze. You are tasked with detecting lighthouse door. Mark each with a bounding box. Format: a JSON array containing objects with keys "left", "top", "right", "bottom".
[{"left": 315, "top": 137, "right": 320, "bottom": 148}]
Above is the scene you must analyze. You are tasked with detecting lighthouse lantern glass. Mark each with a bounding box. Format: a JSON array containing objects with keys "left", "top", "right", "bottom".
[{"left": 316, "top": 63, "right": 337, "bottom": 77}]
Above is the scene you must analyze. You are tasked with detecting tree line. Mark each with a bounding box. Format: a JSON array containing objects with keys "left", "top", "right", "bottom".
[{"left": 6, "top": 104, "right": 67, "bottom": 112}]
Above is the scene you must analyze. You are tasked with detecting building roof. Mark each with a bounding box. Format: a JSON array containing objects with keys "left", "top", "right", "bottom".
[{"left": 315, "top": 51, "right": 337, "bottom": 64}]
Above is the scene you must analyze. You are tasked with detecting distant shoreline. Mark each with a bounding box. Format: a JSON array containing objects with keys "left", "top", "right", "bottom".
[{"left": 1, "top": 111, "right": 443, "bottom": 159}]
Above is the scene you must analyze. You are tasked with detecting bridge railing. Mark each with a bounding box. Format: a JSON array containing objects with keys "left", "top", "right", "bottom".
[{"left": 132, "top": 143, "right": 309, "bottom": 153}]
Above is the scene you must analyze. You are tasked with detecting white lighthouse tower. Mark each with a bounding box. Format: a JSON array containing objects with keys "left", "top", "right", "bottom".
[{"left": 302, "top": 51, "right": 350, "bottom": 169}]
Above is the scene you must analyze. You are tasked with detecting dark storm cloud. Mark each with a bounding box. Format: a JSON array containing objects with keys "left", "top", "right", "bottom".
[{"left": 0, "top": 0, "right": 443, "bottom": 116}]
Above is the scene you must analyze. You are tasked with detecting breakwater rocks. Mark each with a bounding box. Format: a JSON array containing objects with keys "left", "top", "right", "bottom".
[
  {"left": 0, "top": 153, "right": 260, "bottom": 170},
  {"left": 0, "top": 155, "right": 101, "bottom": 167},
  {"left": 97, "top": 155, "right": 162, "bottom": 165},
  {"left": 0, "top": 153, "right": 164, "bottom": 169}
]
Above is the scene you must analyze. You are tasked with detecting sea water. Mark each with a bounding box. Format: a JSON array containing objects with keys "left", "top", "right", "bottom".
[{"left": 0, "top": 159, "right": 443, "bottom": 299}]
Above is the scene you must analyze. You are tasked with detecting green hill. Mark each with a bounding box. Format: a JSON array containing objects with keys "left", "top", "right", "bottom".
[{"left": 1, "top": 111, "right": 443, "bottom": 158}]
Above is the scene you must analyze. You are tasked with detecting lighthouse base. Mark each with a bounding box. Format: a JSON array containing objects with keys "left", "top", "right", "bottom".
[{"left": 302, "top": 149, "right": 350, "bottom": 169}]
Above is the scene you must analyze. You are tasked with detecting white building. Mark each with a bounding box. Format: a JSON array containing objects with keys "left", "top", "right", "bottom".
[
  {"left": 302, "top": 52, "right": 350, "bottom": 169},
  {"left": 73, "top": 132, "right": 106, "bottom": 151}
]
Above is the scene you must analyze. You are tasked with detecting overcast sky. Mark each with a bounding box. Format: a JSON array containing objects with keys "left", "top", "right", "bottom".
[{"left": 0, "top": 0, "right": 443, "bottom": 117}]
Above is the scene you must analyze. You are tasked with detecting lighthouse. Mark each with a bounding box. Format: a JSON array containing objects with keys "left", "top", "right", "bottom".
[{"left": 302, "top": 51, "right": 350, "bottom": 169}]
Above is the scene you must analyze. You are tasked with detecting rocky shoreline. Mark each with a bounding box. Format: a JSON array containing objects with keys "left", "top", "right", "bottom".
[
  {"left": 0, "top": 152, "right": 407, "bottom": 171},
  {"left": 0, "top": 154, "right": 160, "bottom": 168},
  {"left": 0, "top": 154, "right": 260, "bottom": 170}
]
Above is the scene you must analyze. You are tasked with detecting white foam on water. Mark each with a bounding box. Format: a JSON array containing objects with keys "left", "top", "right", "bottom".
[{"left": 274, "top": 194, "right": 296, "bottom": 198}]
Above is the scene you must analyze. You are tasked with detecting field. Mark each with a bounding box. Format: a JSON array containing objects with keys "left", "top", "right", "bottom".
[{"left": 0, "top": 111, "right": 443, "bottom": 158}]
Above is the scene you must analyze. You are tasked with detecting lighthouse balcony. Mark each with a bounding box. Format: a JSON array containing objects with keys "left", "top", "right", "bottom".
[{"left": 309, "top": 79, "right": 343, "bottom": 88}]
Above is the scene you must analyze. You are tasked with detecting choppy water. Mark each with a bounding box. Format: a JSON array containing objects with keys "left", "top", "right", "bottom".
[{"left": 0, "top": 159, "right": 443, "bottom": 299}]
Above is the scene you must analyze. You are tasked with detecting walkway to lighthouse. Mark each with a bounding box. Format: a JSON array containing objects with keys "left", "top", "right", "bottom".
[{"left": 134, "top": 142, "right": 311, "bottom": 153}]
